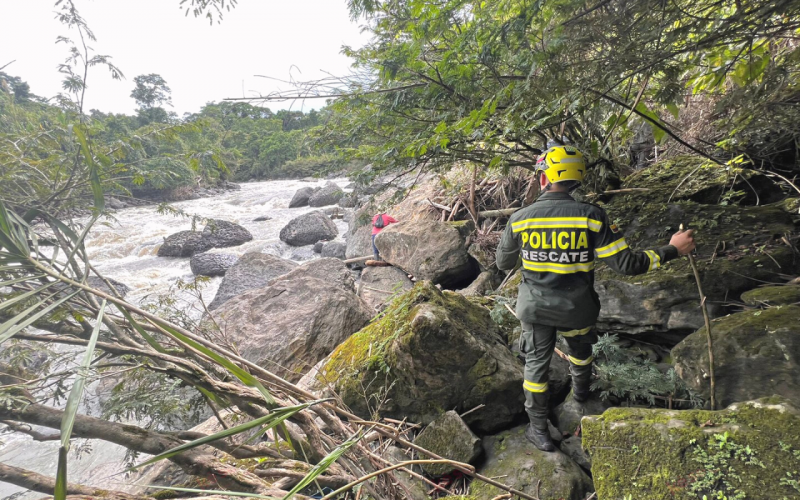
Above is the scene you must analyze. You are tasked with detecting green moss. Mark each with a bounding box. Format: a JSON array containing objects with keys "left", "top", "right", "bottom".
[
  {"left": 583, "top": 398, "right": 800, "bottom": 499},
  {"left": 741, "top": 285, "right": 800, "bottom": 307}
]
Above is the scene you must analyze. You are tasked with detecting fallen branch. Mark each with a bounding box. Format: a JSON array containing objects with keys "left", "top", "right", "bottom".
[
  {"left": 427, "top": 198, "right": 452, "bottom": 212},
  {"left": 682, "top": 223, "right": 716, "bottom": 410},
  {"left": 479, "top": 208, "right": 520, "bottom": 218},
  {"left": 0, "top": 462, "right": 145, "bottom": 500},
  {"left": 342, "top": 255, "right": 373, "bottom": 264}
]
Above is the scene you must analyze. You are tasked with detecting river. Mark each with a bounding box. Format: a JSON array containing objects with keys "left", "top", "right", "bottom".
[{"left": 0, "top": 178, "right": 350, "bottom": 500}]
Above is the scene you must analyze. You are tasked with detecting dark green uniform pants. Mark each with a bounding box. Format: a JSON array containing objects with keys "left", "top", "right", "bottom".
[{"left": 520, "top": 322, "right": 597, "bottom": 429}]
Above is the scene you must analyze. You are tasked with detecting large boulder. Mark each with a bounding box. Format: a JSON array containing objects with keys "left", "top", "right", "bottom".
[
  {"left": 289, "top": 186, "right": 317, "bottom": 208},
  {"left": 358, "top": 265, "right": 414, "bottom": 310},
  {"left": 208, "top": 253, "right": 297, "bottom": 310},
  {"left": 583, "top": 398, "right": 800, "bottom": 499},
  {"left": 268, "top": 258, "right": 356, "bottom": 293},
  {"left": 279, "top": 211, "right": 338, "bottom": 247},
  {"left": 214, "top": 275, "right": 373, "bottom": 382},
  {"left": 316, "top": 282, "right": 525, "bottom": 433},
  {"left": 672, "top": 306, "right": 800, "bottom": 408},
  {"left": 189, "top": 253, "right": 238, "bottom": 277},
  {"left": 320, "top": 241, "right": 347, "bottom": 260},
  {"left": 374, "top": 220, "right": 477, "bottom": 288},
  {"left": 308, "top": 182, "right": 344, "bottom": 207},
  {"left": 201, "top": 220, "right": 253, "bottom": 249},
  {"left": 468, "top": 425, "right": 593, "bottom": 500},
  {"left": 413, "top": 411, "right": 482, "bottom": 476},
  {"left": 157, "top": 230, "right": 211, "bottom": 257}
]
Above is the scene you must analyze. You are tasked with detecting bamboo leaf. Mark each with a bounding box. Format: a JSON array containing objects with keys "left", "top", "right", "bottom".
[
  {"left": 281, "top": 430, "right": 363, "bottom": 500},
  {"left": 0, "top": 281, "right": 58, "bottom": 313},
  {"left": 118, "top": 308, "right": 167, "bottom": 353},
  {"left": 72, "top": 125, "right": 105, "bottom": 212},
  {"left": 54, "top": 301, "right": 105, "bottom": 500},
  {"left": 129, "top": 400, "right": 323, "bottom": 470}
]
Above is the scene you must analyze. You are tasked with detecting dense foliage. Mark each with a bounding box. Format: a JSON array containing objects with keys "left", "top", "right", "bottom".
[{"left": 309, "top": 0, "right": 800, "bottom": 185}]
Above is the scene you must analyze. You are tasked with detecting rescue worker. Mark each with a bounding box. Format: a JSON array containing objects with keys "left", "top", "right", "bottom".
[
  {"left": 495, "top": 145, "right": 696, "bottom": 452},
  {"left": 371, "top": 212, "right": 397, "bottom": 260}
]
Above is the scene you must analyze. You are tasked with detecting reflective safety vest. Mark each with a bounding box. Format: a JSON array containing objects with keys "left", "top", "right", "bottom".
[{"left": 495, "top": 191, "right": 678, "bottom": 329}]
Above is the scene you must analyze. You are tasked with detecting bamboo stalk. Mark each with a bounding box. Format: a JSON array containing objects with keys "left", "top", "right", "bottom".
[{"left": 681, "top": 223, "right": 716, "bottom": 410}]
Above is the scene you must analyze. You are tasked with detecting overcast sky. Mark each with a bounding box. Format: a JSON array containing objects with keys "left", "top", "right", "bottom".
[{"left": 0, "top": 0, "right": 370, "bottom": 115}]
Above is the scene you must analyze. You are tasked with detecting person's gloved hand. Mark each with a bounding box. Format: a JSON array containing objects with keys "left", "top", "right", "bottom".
[{"left": 669, "top": 229, "right": 696, "bottom": 256}]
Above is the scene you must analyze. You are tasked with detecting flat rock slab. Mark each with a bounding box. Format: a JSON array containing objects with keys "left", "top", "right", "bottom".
[
  {"left": 583, "top": 398, "right": 800, "bottom": 499},
  {"left": 741, "top": 285, "right": 800, "bottom": 307},
  {"left": 413, "top": 410, "right": 482, "bottom": 476}
]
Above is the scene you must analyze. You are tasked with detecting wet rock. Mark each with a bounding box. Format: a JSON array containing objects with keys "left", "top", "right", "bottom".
[
  {"left": 741, "top": 285, "right": 800, "bottom": 307},
  {"left": 413, "top": 411, "right": 482, "bottom": 476},
  {"left": 253, "top": 215, "right": 272, "bottom": 222},
  {"left": 308, "top": 181, "right": 344, "bottom": 207},
  {"left": 321, "top": 241, "right": 347, "bottom": 260},
  {"left": 289, "top": 186, "right": 316, "bottom": 208},
  {"left": 375, "top": 220, "right": 478, "bottom": 289},
  {"left": 470, "top": 425, "right": 593, "bottom": 500},
  {"left": 87, "top": 276, "right": 130, "bottom": 298},
  {"left": 269, "top": 258, "right": 356, "bottom": 293},
  {"left": 672, "top": 306, "right": 800, "bottom": 408},
  {"left": 201, "top": 219, "right": 253, "bottom": 249},
  {"left": 156, "top": 230, "right": 211, "bottom": 257},
  {"left": 214, "top": 275, "right": 373, "bottom": 382},
  {"left": 317, "top": 282, "right": 525, "bottom": 433},
  {"left": 106, "top": 197, "right": 126, "bottom": 210},
  {"left": 553, "top": 392, "right": 614, "bottom": 435},
  {"left": 279, "top": 211, "right": 338, "bottom": 247},
  {"left": 189, "top": 253, "right": 238, "bottom": 277},
  {"left": 207, "top": 253, "right": 297, "bottom": 310},
  {"left": 582, "top": 398, "right": 800, "bottom": 499},
  {"left": 358, "top": 265, "right": 414, "bottom": 310},
  {"left": 313, "top": 241, "right": 324, "bottom": 253}
]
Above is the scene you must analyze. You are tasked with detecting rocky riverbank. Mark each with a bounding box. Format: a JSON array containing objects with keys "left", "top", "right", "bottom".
[{"left": 123, "top": 155, "right": 799, "bottom": 499}]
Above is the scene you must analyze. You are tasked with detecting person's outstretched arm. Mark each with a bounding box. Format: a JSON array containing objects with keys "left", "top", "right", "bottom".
[{"left": 593, "top": 211, "right": 695, "bottom": 276}]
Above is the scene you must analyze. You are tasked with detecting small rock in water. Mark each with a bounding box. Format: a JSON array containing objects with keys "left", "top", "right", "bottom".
[
  {"left": 279, "top": 211, "right": 338, "bottom": 247},
  {"left": 253, "top": 215, "right": 272, "bottom": 222},
  {"left": 202, "top": 219, "right": 253, "bottom": 249},
  {"left": 190, "top": 253, "right": 238, "bottom": 277},
  {"left": 321, "top": 241, "right": 346, "bottom": 259}
]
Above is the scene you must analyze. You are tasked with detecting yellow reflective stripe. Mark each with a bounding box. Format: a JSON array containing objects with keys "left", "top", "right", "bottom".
[
  {"left": 511, "top": 217, "right": 602, "bottom": 233},
  {"left": 645, "top": 250, "right": 661, "bottom": 271},
  {"left": 568, "top": 355, "right": 594, "bottom": 366},
  {"left": 523, "top": 380, "right": 549, "bottom": 393},
  {"left": 522, "top": 260, "right": 595, "bottom": 274},
  {"left": 596, "top": 238, "right": 629, "bottom": 258},
  {"left": 558, "top": 327, "right": 593, "bottom": 338}
]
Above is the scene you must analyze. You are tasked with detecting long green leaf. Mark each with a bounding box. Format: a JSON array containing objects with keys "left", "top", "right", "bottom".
[
  {"left": 118, "top": 308, "right": 167, "bottom": 353},
  {"left": 72, "top": 125, "right": 105, "bottom": 212},
  {"left": 281, "top": 430, "right": 364, "bottom": 500},
  {"left": 152, "top": 321, "right": 277, "bottom": 407},
  {"left": 140, "top": 485, "right": 277, "bottom": 499},
  {"left": 0, "top": 290, "right": 80, "bottom": 345},
  {"left": 0, "top": 281, "right": 59, "bottom": 313},
  {"left": 0, "top": 274, "right": 47, "bottom": 288},
  {"left": 129, "top": 400, "right": 322, "bottom": 471},
  {"left": 54, "top": 301, "right": 105, "bottom": 500}
]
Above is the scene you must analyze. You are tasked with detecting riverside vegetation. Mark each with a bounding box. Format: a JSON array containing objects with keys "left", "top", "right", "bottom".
[{"left": 1, "top": 1, "right": 800, "bottom": 500}]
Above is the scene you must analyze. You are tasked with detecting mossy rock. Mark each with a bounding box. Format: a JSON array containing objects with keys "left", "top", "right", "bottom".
[
  {"left": 413, "top": 410, "right": 482, "bottom": 476},
  {"left": 672, "top": 306, "right": 800, "bottom": 408},
  {"left": 468, "top": 425, "right": 594, "bottom": 500},
  {"left": 318, "top": 281, "right": 525, "bottom": 433},
  {"left": 741, "top": 285, "right": 800, "bottom": 307},
  {"left": 583, "top": 398, "right": 800, "bottom": 499},
  {"left": 620, "top": 155, "right": 784, "bottom": 206},
  {"left": 773, "top": 196, "right": 800, "bottom": 215}
]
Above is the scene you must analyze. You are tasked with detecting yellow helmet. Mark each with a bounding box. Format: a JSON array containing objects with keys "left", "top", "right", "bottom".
[{"left": 536, "top": 145, "right": 586, "bottom": 184}]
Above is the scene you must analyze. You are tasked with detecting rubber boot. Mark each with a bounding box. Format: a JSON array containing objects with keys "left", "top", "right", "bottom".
[
  {"left": 571, "top": 362, "right": 592, "bottom": 403},
  {"left": 525, "top": 423, "right": 555, "bottom": 452}
]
